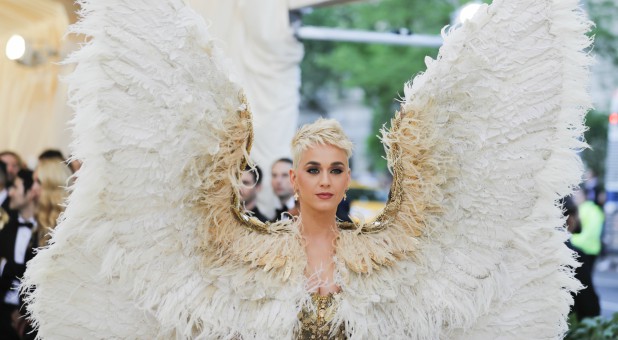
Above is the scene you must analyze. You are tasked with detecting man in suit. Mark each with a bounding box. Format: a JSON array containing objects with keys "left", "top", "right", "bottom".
[
  {"left": 240, "top": 164, "right": 268, "bottom": 223},
  {"left": 0, "top": 161, "right": 10, "bottom": 219},
  {"left": 0, "top": 151, "right": 23, "bottom": 185},
  {"left": 271, "top": 158, "right": 296, "bottom": 221},
  {"left": 0, "top": 169, "right": 40, "bottom": 339}
]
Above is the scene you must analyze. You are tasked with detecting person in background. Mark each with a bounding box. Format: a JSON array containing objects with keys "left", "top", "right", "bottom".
[
  {"left": 38, "top": 149, "right": 65, "bottom": 162},
  {"left": 68, "top": 157, "right": 83, "bottom": 174},
  {"left": 239, "top": 164, "right": 268, "bottom": 223},
  {"left": 570, "top": 186, "right": 605, "bottom": 320},
  {"left": 0, "top": 169, "right": 40, "bottom": 339},
  {"left": 0, "top": 162, "right": 10, "bottom": 229},
  {"left": 34, "top": 158, "right": 72, "bottom": 245},
  {"left": 584, "top": 169, "right": 598, "bottom": 202},
  {"left": 0, "top": 151, "right": 24, "bottom": 185},
  {"left": 561, "top": 196, "right": 581, "bottom": 235},
  {"left": 271, "top": 158, "right": 297, "bottom": 221}
]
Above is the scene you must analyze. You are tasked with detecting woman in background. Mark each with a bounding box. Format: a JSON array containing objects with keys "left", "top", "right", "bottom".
[{"left": 34, "top": 158, "right": 72, "bottom": 245}]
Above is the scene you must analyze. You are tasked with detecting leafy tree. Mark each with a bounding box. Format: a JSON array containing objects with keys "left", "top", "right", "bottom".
[
  {"left": 582, "top": 111, "right": 609, "bottom": 179},
  {"left": 583, "top": 1, "right": 617, "bottom": 178},
  {"left": 566, "top": 312, "right": 618, "bottom": 339},
  {"left": 301, "top": 1, "right": 616, "bottom": 177},
  {"left": 587, "top": 0, "right": 618, "bottom": 68},
  {"left": 301, "top": 0, "right": 489, "bottom": 171}
]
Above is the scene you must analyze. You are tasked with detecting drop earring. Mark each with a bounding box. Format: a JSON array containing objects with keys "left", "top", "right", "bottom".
[
  {"left": 294, "top": 192, "right": 299, "bottom": 201},
  {"left": 344, "top": 192, "right": 347, "bottom": 201}
]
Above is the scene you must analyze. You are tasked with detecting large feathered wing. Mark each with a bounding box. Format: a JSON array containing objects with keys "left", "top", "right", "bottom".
[
  {"left": 21, "top": 0, "right": 307, "bottom": 338},
  {"left": 334, "top": 0, "right": 592, "bottom": 338}
]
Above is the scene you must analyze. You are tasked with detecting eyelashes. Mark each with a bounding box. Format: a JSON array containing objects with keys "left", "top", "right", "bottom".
[{"left": 306, "top": 168, "right": 344, "bottom": 175}]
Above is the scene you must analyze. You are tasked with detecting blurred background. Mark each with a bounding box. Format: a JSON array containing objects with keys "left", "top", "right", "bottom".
[{"left": 1, "top": 0, "right": 618, "bottom": 335}]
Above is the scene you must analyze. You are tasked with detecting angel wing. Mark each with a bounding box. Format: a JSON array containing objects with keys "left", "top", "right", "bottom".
[
  {"left": 22, "top": 0, "right": 305, "bottom": 338},
  {"left": 331, "top": 0, "right": 592, "bottom": 338}
]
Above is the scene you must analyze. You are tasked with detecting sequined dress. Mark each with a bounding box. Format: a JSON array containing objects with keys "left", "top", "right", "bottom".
[{"left": 297, "top": 292, "right": 346, "bottom": 339}]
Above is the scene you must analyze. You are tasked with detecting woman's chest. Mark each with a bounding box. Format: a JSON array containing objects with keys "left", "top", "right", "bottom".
[{"left": 304, "top": 239, "right": 340, "bottom": 294}]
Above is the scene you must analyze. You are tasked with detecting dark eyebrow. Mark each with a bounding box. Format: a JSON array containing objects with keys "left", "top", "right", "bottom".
[{"left": 304, "top": 161, "right": 345, "bottom": 167}]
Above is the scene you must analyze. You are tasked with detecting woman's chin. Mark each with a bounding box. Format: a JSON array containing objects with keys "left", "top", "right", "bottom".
[{"left": 303, "top": 201, "right": 340, "bottom": 214}]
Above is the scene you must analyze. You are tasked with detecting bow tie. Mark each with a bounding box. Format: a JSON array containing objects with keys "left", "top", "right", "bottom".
[{"left": 18, "top": 222, "right": 34, "bottom": 229}]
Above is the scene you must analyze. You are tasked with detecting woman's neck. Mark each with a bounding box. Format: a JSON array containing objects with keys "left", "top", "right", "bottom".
[{"left": 298, "top": 205, "right": 338, "bottom": 238}]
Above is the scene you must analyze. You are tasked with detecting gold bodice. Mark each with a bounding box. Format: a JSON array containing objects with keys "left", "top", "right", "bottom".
[{"left": 297, "top": 292, "right": 346, "bottom": 339}]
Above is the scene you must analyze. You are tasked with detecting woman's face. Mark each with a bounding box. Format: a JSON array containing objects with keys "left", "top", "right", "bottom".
[{"left": 290, "top": 144, "right": 350, "bottom": 214}]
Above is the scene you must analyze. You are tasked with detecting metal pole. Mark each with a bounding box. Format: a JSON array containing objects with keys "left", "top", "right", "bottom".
[{"left": 295, "top": 26, "right": 443, "bottom": 48}]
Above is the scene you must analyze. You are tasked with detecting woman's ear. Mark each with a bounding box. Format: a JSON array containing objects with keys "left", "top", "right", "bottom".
[{"left": 289, "top": 168, "right": 296, "bottom": 189}]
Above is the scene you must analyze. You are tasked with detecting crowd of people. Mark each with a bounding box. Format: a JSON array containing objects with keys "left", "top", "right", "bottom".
[
  {"left": 0, "top": 150, "right": 77, "bottom": 340},
  {"left": 239, "top": 158, "right": 297, "bottom": 223},
  {"left": 240, "top": 157, "right": 352, "bottom": 223},
  {"left": 0, "top": 149, "right": 348, "bottom": 338},
  {"left": 0, "top": 144, "right": 610, "bottom": 337}
]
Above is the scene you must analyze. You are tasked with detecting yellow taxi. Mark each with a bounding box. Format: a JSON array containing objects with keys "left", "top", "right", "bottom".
[{"left": 347, "top": 181, "right": 388, "bottom": 223}]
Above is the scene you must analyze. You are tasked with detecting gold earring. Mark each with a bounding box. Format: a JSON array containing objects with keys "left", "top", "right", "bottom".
[
  {"left": 294, "top": 192, "right": 299, "bottom": 201},
  {"left": 344, "top": 193, "right": 347, "bottom": 201}
]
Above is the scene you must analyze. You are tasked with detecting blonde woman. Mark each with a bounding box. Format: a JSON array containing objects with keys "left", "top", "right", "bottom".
[
  {"left": 34, "top": 158, "right": 71, "bottom": 245},
  {"left": 289, "top": 119, "right": 351, "bottom": 337}
]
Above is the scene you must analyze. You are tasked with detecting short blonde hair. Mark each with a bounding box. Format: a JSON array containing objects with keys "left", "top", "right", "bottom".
[{"left": 291, "top": 118, "right": 353, "bottom": 168}]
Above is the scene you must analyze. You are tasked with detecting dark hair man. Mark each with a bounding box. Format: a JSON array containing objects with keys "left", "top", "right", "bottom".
[
  {"left": 240, "top": 164, "right": 268, "bottom": 223},
  {"left": 38, "top": 149, "right": 65, "bottom": 162},
  {"left": 0, "top": 151, "right": 23, "bottom": 184},
  {"left": 271, "top": 158, "right": 296, "bottom": 221},
  {"left": 0, "top": 162, "right": 9, "bottom": 229},
  {"left": 0, "top": 169, "right": 40, "bottom": 339}
]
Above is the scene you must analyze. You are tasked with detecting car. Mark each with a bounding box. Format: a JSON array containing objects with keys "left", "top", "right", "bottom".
[{"left": 347, "top": 181, "right": 388, "bottom": 223}]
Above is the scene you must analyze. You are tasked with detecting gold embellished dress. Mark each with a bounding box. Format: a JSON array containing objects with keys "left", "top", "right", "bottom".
[{"left": 297, "top": 292, "right": 346, "bottom": 339}]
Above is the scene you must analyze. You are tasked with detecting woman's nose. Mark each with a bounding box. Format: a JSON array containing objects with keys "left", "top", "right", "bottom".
[{"left": 319, "top": 173, "right": 330, "bottom": 186}]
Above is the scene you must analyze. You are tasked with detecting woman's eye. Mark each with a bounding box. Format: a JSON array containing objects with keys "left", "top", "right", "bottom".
[
  {"left": 307, "top": 168, "right": 319, "bottom": 174},
  {"left": 331, "top": 169, "right": 343, "bottom": 174}
]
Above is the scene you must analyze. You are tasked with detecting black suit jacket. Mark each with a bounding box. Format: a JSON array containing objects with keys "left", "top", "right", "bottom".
[
  {"left": 0, "top": 195, "right": 8, "bottom": 212},
  {"left": 0, "top": 217, "right": 37, "bottom": 299},
  {"left": 249, "top": 206, "right": 269, "bottom": 223},
  {"left": 1, "top": 196, "right": 17, "bottom": 221}
]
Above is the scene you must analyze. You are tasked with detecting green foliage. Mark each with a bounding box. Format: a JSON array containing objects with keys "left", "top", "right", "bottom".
[
  {"left": 566, "top": 313, "right": 618, "bottom": 340},
  {"left": 301, "top": 0, "right": 490, "bottom": 170},
  {"left": 587, "top": 0, "right": 618, "bottom": 67},
  {"left": 582, "top": 111, "right": 609, "bottom": 179},
  {"left": 581, "top": 1, "right": 616, "bottom": 178}
]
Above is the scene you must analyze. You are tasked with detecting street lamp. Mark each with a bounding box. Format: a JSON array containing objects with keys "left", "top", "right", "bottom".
[
  {"left": 5, "top": 34, "right": 26, "bottom": 61},
  {"left": 4, "top": 34, "right": 57, "bottom": 66}
]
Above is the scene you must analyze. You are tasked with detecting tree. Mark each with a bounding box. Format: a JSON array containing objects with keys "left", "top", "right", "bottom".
[
  {"left": 582, "top": 111, "right": 609, "bottom": 179},
  {"left": 583, "top": 0, "right": 617, "bottom": 178},
  {"left": 301, "top": 0, "right": 490, "bottom": 171},
  {"left": 587, "top": 0, "right": 618, "bottom": 68}
]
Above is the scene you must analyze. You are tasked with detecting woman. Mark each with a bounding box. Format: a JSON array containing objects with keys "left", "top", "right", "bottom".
[
  {"left": 289, "top": 119, "right": 352, "bottom": 338},
  {"left": 34, "top": 158, "right": 72, "bottom": 245}
]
